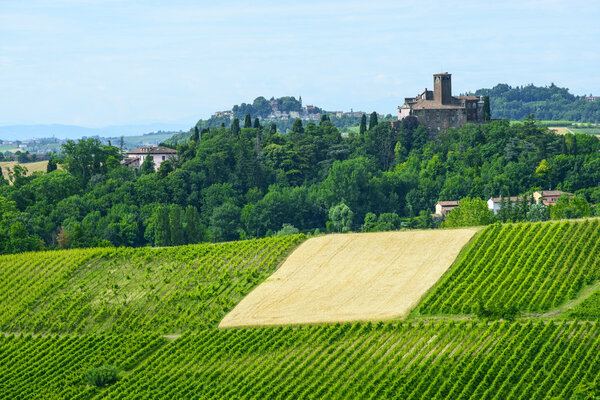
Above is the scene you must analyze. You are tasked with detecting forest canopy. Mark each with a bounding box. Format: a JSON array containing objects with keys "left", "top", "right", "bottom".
[{"left": 2, "top": 114, "right": 600, "bottom": 255}]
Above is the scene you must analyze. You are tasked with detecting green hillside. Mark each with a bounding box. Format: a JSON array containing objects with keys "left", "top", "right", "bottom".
[
  {"left": 418, "top": 219, "right": 600, "bottom": 316},
  {"left": 99, "top": 321, "right": 600, "bottom": 400},
  {"left": 0, "top": 235, "right": 304, "bottom": 334},
  {"left": 0, "top": 333, "right": 164, "bottom": 400},
  {"left": 5, "top": 223, "right": 600, "bottom": 399}
]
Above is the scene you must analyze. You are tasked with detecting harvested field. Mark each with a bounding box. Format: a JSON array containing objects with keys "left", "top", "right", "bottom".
[
  {"left": 0, "top": 160, "right": 50, "bottom": 180},
  {"left": 220, "top": 229, "right": 477, "bottom": 327}
]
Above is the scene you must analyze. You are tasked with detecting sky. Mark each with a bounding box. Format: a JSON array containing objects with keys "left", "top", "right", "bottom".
[{"left": 1, "top": 0, "right": 599, "bottom": 128}]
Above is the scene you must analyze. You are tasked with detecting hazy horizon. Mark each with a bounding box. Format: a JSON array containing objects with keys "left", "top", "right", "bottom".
[{"left": 2, "top": 0, "right": 599, "bottom": 127}]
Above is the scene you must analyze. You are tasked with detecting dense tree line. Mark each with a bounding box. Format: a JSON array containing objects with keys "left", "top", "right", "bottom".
[
  {"left": 2, "top": 114, "right": 600, "bottom": 254},
  {"left": 475, "top": 83, "right": 600, "bottom": 121}
]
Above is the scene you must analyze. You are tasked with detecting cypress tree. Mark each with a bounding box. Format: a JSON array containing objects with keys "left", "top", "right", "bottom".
[
  {"left": 231, "top": 118, "right": 241, "bottom": 136},
  {"left": 169, "top": 205, "right": 185, "bottom": 246},
  {"left": 184, "top": 205, "right": 203, "bottom": 244},
  {"left": 46, "top": 159, "right": 58, "bottom": 173},
  {"left": 483, "top": 96, "right": 491, "bottom": 121},
  {"left": 253, "top": 118, "right": 261, "bottom": 129},
  {"left": 192, "top": 126, "right": 200, "bottom": 142},
  {"left": 291, "top": 119, "right": 304, "bottom": 135},
  {"left": 269, "top": 123, "right": 277, "bottom": 135},
  {"left": 244, "top": 114, "right": 252, "bottom": 128},
  {"left": 368, "top": 112, "right": 378, "bottom": 130},
  {"left": 154, "top": 205, "right": 171, "bottom": 247},
  {"left": 359, "top": 114, "right": 367, "bottom": 135}
]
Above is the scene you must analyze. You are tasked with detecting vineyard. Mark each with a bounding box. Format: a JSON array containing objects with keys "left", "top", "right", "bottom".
[
  {"left": 5, "top": 220, "right": 600, "bottom": 399},
  {"left": 0, "top": 235, "right": 304, "bottom": 334},
  {"left": 97, "top": 321, "right": 600, "bottom": 399},
  {"left": 0, "top": 333, "right": 164, "bottom": 400},
  {"left": 419, "top": 219, "right": 600, "bottom": 315}
]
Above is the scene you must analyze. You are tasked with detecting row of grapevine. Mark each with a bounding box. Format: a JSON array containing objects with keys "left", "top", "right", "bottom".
[
  {"left": 0, "top": 333, "right": 164, "bottom": 400},
  {"left": 94, "top": 321, "right": 600, "bottom": 399},
  {"left": 0, "top": 235, "right": 305, "bottom": 334},
  {"left": 419, "top": 219, "right": 600, "bottom": 315}
]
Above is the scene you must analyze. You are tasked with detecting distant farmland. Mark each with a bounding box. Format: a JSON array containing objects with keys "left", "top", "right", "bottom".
[{"left": 0, "top": 160, "right": 50, "bottom": 180}]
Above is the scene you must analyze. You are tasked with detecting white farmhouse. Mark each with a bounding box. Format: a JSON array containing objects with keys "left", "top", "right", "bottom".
[{"left": 124, "top": 146, "right": 178, "bottom": 171}]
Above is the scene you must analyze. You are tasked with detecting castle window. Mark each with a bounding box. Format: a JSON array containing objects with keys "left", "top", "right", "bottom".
[{"left": 436, "top": 113, "right": 440, "bottom": 122}]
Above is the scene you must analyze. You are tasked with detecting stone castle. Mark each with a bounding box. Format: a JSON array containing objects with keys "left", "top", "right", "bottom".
[{"left": 398, "top": 73, "right": 487, "bottom": 132}]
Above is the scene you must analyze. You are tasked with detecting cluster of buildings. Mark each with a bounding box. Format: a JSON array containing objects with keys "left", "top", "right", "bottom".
[
  {"left": 214, "top": 97, "right": 383, "bottom": 122},
  {"left": 585, "top": 96, "right": 600, "bottom": 102},
  {"left": 396, "top": 72, "right": 488, "bottom": 133},
  {"left": 434, "top": 190, "right": 574, "bottom": 218}
]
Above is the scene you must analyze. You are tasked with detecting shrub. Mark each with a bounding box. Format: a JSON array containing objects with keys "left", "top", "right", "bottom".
[{"left": 84, "top": 365, "right": 118, "bottom": 387}]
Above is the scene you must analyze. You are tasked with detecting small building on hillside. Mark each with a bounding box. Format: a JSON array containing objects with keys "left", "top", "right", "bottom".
[
  {"left": 434, "top": 201, "right": 460, "bottom": 217},
  {"left": 397, "top": 73, "right": 488, "bottom": 133},
  {"left": 124, "top": 146, "right": 177, "bottom": 171},
  {"left": 533, "top": 190, "right": 574, "bottom": 206},
  {"left": 487, "top": 190, "right": 574, "bottom": 214},
  {"left": 487, "top": 196, "right": 527, "bottom": 214}
]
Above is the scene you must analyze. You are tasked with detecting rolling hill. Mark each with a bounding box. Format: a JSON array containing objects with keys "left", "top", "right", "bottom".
[{"left": 4, "top": 219, "right": 600, "bottom": 399}]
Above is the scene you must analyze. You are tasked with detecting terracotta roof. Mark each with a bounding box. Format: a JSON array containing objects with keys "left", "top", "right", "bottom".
[
  {"left": 489, "top": 196, "right": 526, "bottom": 203},
  {"left": 455, "top": 95, "right": 480, "bottom": 101},
  {"left": 127, "top": 146, "right": 177, "bottom": 155},
  {"left": 536, "top": 190, "right": 573, "bottom": 197},
  {"left": 436, "top": 201, "right": 459, "bottom": 206},
  {"left": 410, "top": 100, "right": 466, "bottom": 110}
]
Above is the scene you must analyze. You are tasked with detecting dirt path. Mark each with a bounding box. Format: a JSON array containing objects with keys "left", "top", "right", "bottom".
[{"left": 220, "top": 229, "right": 477, "bottom": 327}]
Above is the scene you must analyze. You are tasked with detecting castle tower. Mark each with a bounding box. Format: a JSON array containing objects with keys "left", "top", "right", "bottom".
[
  {"left": 433, "top": 73, "right": 452, "bottom": 105},
  {"left": 299, "top": 95, "right": 302, "bottom": 107}
]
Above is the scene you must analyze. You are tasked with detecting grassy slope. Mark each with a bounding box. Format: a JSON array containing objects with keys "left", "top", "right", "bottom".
[{"left": 1, "top": 235, "right": 304, "bottom": 334}]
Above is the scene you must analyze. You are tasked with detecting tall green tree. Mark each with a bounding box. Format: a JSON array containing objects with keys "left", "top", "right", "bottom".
[
  {"left": 139, "top": 155, "right": 155, "bottom": 175},
  {"left": 253, "top": 118, "right": 261, "bottom": 129},
  {"left": 231, "top": 118, "right": 241, "bottom": 136},
  {"left": 359, "top": 114, "right": 367, "bottom": 135},
  {"left": 443, "top": 197, "right": 495, "bottom": 228},
  {"left": 328, "top": 202, "right": 354, "bottom": 232},
  {"left": 169, "top": 204, "right": 185, "bottom": 246},
  {"left": 209, "top": 202, "right": 241, "bottom": 242},
  {"left": 368, "top": 112, "right": 378, "bottom": 130},
  {"left": 61, "top": 138, "right": 120, "bottom": 183},
  {"left": 244, "top": 114, "right": 252, "bottom": 129},
  {"left": 154, "top": 205, "right": 171, "bottom": 246},
  {"left": 46, "top": 159, "right": 58, "bottom": 173},
  {"left": 291, "top": 119, "right": 304, "bottom": 135},
  {"left": 482, "top": 96, "right": 491, "bottom": 121},
  {"left": 184, "top": 205, "right": 203, "bottom": 244},
  {"left": 192, "top": 126, "right": 200, "bottom": 142}
]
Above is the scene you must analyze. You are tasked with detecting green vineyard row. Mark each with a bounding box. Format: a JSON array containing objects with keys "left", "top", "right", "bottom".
[
  {"left": 0, "top": 333, "right": 164, "bottom": 400},
  {"left": 4, "top": 321, "right": 595, "bottom": 400},
  {"left": 0, "top": 235, "right": 304, "bottom": 334},
  {"left": 419, "top": 219, "right": 600, "bottom": 315}
]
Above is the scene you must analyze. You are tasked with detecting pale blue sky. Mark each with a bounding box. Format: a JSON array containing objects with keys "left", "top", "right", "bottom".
[{"left": 1, "top": 0, "right": 599, "bottom": 127}]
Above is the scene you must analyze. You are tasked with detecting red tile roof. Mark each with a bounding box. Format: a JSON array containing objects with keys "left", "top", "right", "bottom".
[{"left": 127, "top": 146, "right": 177, "bottom": 155}]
